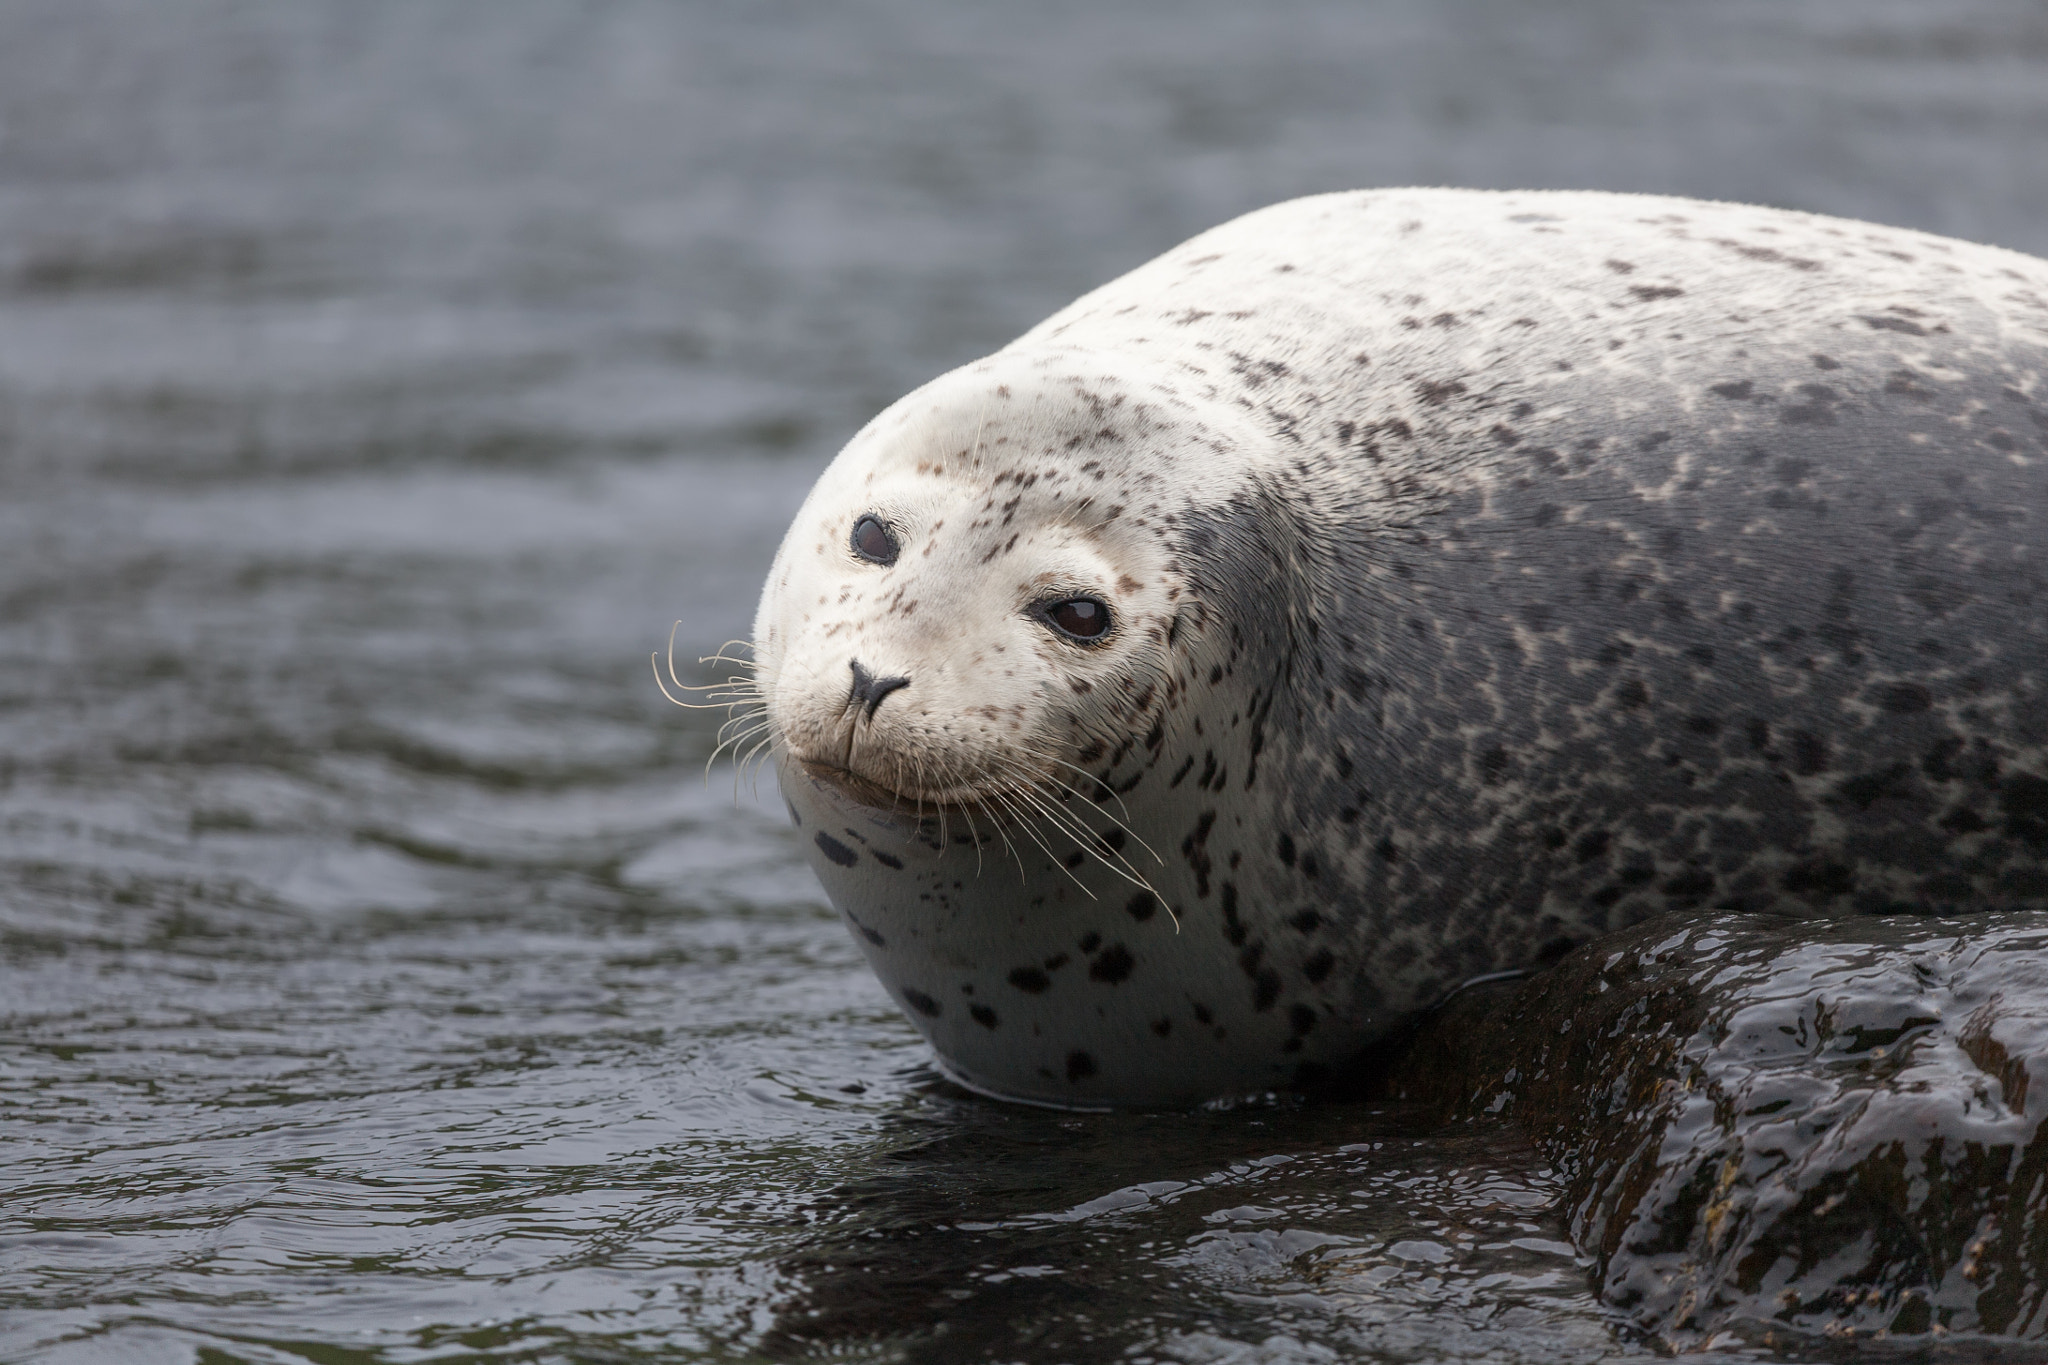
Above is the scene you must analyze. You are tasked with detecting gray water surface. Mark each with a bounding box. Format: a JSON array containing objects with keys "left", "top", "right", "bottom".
[{"left": 4, "top": 3, "right": 2047, "bottom": 1361}]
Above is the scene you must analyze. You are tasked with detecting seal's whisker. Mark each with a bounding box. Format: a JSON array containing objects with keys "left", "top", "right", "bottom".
[
  {"left": 1004, "top": 799, "right": 1082, "bottom": 893},
  {"left": 977, "top": 788, "right": 1033, "bottom": 882},
  {"left": 991, "top": 784, "right": 1101, "bottom": 900},
  {"left": 940, "top": 754, "right": 989, "bottom": 876},
  {"left": 1006, "top": 757, "right": 1166, "bottom": 882},
  {"left": 736, "top": 733, "right": 777, "bottom": 798},
  {"left": 705, "top": 713, "right": 772, "bottom": 786},
  {"left": 986, "top": 759, "right": 1156, "bottom": 898},
  {"left": 716, "top": 714, "right": 771, "bottom": 747},
  {"left": 665, "top": 620, "right": 687, "bottom": 693},
  {"left": 652, "top": 653, "right": 696, "bottom": 708},
  {"left": 1035, "top": 752, "right": 1138, "bottom": 821},
  {"left": 656, "top": 626, "right": 766, "bottom": 712},
  {"left": 707, "top": 712, "right": 769, "bottom": 752},
  {"left": 1031, "top": 766, "right": 1165, "bottom": 872}
]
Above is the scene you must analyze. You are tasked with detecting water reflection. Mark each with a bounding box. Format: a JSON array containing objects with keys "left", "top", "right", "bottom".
[{"left": 765, "top": 1087, "right": 1644, "bottom": 1365}]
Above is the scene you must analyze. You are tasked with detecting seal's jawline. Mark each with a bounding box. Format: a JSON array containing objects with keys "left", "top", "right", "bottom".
[{"left": 794, "top": 757, "right": 1011, "bottom": 819}]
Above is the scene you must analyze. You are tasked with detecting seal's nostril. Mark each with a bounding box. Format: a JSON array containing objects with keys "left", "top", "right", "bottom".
[{"left": 848, "top": 659, "right": 911, "bottom": 719}]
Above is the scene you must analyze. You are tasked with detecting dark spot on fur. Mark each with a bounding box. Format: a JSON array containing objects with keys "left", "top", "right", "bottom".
[
  {"left": 1252, "top": 970, "right": 1282, "bottom": 1012},
  {"left": 1837, "top": 763, "right": 1915, "bottom": 811},
  {"left": 1999, "top": 774, "right": 2048, "bottom": 849},
  {"left": 872, "top": 850, "right": 904, "bottom": 869},
  {"left": 1089, "top": 944, "right": 1135, "bottom": 984},
  {"left": 1574, "top": 830, "right": 1611, "bottom": 863},
  {"left": 1940, "top": 806, "right": 1989, "bottom": 834},
  {"left": 1151, "top": 1017, "right": 1172, "bottom": 1037},
  {"left": 1791, "top": 731, "right": 1830, "bottom": 776},
  {"left": 815, "top": 832, "right": 859, "bottom": 867},
  {"left": 1303, "top": 948, "right": 1334, "bottom": 983},
  {"left": 1288, "top": 909, "right": 1322, "bottom": 933},
  {"left": 971, "top": 1004, "right": 999, "bottom": 1028},
  {"left": 1008, "top": 967, "right": 1051, "bottom": 994},
  {"left": 1663, "top": 868, "right": 1715, "bottom": 898},
  {"left": 1276, "top": 832, "right": 1296, "bottom": 866},
  {"left": 1066, "top": 1051, "right": 1097, "bottom": 1082},
  {"left": 901, "top": 988, "right": 941, "bottom": 1017},
  {"left": 1861, "top": 314, "right": 1927, "bottom": 336},
  {"left": 1876, "top": 682, "right": 1933, "bottom": 714},
  {"left": 1219, "top": 882, "right": 1246, "bottom": 946},
  {"left": 1783, "top": 861, "right": 1855, "bottom": 899},
  {"left": 1288, "top": 1004, "right": 1317, "bottom": 1036},
  {"left": 1709, "top": 380, "right": 1753, "bottom": 400},
  {"left": 1125, "top": 892, "right": 1158, "bottom": 922}
]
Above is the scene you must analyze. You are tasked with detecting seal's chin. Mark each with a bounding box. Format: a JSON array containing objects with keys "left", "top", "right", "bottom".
[{"left": 791, "top": 755, "right": 1018, "bottom": 817}]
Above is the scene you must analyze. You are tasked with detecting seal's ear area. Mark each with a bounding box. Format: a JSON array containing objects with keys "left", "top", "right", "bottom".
[{"left": 1176, "top": 475, "right": 1321, "bottom": 642}]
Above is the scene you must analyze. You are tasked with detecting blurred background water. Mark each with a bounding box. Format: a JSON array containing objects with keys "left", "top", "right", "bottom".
[{"left": 1, "top": 2, "right": 2045, "bottom": 1361}]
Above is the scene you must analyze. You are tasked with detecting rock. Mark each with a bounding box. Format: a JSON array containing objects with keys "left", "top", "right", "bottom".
[{"left": 1385, "top": 912, "right": 2048, "bottom": 1351}]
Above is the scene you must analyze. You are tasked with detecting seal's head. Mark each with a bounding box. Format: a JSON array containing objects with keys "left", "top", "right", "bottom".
[{"left": 754, "top": 357, "right": 1219, "bottom": 820}]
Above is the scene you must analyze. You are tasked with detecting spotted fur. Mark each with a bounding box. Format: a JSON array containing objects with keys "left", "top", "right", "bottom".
[{"left": 755, "top": 189, "right": 2048, "bottom": 1107}]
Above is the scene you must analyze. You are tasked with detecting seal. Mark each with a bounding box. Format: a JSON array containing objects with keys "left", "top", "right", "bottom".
[{"left": 747, "top": 188, "right": 2048, "bottom": 1107}]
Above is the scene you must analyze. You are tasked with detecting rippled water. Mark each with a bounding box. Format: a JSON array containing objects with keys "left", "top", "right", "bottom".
[{"left": 3, "top": 2, "right": 2047, "bottom": 1360}]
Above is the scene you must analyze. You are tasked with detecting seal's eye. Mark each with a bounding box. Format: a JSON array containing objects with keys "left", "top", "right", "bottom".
[
  {"left": 850, "top": 515, "right": 899, "bottom": 565},
  {"left": 1037, "top": 596, "right": 1113, "bottom": 644}
]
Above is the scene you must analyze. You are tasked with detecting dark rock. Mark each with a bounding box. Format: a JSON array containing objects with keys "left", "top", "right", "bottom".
[{"left": 1386, "top": 911, "right": 2048, "bottom": 1352}]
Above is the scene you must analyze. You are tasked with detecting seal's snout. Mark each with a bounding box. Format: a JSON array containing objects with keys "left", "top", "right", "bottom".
[{"left": 847, "top": 659, "right": 910, "bottom": 719}]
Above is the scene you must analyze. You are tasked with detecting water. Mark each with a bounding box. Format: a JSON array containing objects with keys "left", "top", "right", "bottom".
[{"left": 2, "top": 2, "right": 2046, "bottom": 1360}]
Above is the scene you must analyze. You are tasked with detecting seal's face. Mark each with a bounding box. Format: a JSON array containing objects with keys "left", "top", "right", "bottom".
[
  {"left": 750, "top": 355, "right": 1324, "bottom": 1108},
  {"left": 755, "top": 365, "right": 1184, "bottom": 818}
]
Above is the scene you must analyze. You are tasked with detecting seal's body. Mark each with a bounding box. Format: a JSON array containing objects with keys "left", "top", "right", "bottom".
[{"left": 753, "top": 189, "right": 2048, "bottom": 1107}]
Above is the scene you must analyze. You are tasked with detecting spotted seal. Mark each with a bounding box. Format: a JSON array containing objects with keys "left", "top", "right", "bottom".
[{"left": 748, "top": 188, "right": 2048, "bottom": 1108}]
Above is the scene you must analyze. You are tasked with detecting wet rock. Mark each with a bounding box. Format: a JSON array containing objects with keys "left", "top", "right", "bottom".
[{"left": 1386, "top": 911, "right": 2048, "bottom": 1352}]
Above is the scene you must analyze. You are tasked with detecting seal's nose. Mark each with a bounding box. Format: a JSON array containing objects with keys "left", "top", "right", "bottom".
[{"left": 848, "top": 659, "right": 910, "bottom": 719}]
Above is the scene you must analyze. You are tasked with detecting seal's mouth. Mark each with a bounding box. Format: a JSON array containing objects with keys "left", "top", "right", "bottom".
[
  {"left": 792, "top": 756, "right": 1022, "bottom": 820},
  {"left": 795, "top": 758, "right": 919, "bottom": 810}
]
